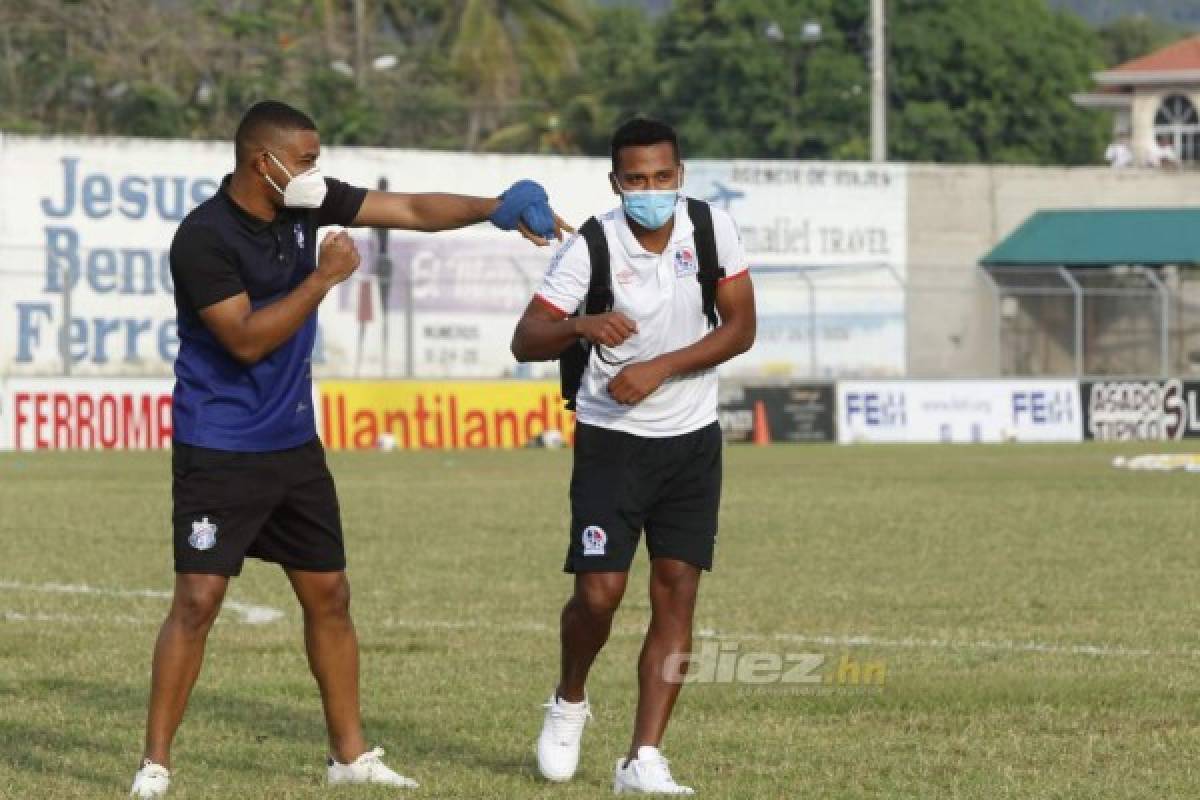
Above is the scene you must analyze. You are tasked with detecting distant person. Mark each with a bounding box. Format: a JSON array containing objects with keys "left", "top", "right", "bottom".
[
  {"left": 1105, "top": 134, "right": 1134, "bottom": 169},
  {"left": 129, "top": 100, "right": 570, "bottom": 799},
  {"left": 1144, "top": 134, "right": 1181, "bottom": 169},
  {"left": 510, "top": 118, "right": 756, "bottom": 795}
]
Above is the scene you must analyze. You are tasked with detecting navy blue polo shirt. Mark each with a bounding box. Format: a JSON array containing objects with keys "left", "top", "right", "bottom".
[{"left": 169, "top": 176, "right": 366, "bottom": 452}]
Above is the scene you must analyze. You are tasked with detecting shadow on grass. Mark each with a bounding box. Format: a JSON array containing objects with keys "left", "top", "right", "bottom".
[
  {"left": 0, "top": 716, "right": 125, "bottom": 788},
  {"left": 4, "top": 674, "right": 551, "bottom": 790},
  {"left": 3, "top": 676, "right": 334, "bottom": 787}
]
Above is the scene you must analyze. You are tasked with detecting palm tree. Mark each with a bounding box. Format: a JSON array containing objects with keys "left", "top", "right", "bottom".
[{"left": 447, "top": 0, "right": 591, "bottom": 149}]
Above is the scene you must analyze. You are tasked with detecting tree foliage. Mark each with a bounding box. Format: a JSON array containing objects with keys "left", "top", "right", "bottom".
[
  {"left": 1097, "top": 14, "right": 1187, "bottom": 66},
  {"left": 887, "top": 0, "right": 1108, "bottom": 165},
  {"left": 0, "top": 0, "right": 1177, "bottom": 165}
]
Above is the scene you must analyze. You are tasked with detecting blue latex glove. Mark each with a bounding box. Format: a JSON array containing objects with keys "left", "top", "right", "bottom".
[{"left": 490, "top": 179, "right": 557, "bottom": 240}]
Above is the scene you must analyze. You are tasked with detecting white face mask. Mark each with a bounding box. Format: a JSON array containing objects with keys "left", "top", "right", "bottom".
[{"left": 264, "top": 152, "right": 327, "bottom": 209}]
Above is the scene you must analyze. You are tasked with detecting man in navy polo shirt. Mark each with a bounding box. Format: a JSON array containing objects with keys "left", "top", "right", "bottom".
[{"left": 130, "top": 101, "right": 569, "bottom": 798}]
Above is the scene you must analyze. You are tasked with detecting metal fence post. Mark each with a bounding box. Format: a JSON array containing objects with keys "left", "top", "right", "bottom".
[
  {"left": 979, "top": 268, "right": 1003, "bottom": 376},
  {"left": 1141, "top": 266, "right": 1170, "bottom": 378},
  {"left": 1058, "top": 267, "right": 1084, "bottom": 377},
  {"left": 375, "top": 178, "right": 393, "bottom": 378}
]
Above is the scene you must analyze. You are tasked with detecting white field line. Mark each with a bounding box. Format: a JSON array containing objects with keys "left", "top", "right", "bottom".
[
  {"left": 697, "top": 629, "right": 1162, "bottom": 659},
  {"left": 0, "top": 580, "right": 284, "bottom": 625},
  {"left": 0, "top": 583, "right": 1191, "bottom": 660},
  {"left": 379, "top": 618, "right": 1192, "bottom": 660},
  {"left": 4, "top": 610, "right": 143, "bottom": 624}
]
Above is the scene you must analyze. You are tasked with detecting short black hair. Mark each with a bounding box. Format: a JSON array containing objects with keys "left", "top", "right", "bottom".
[
  {"left": 234, "top": 101, "right": 318, "bottom": 165},
  {"left": 610, "top": 117, "right": 680, "bottom": 172}
]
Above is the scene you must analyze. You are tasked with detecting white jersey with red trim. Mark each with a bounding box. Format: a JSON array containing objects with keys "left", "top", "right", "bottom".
[{"left": 535, "top": 198, "right": 749, "bottom": 438}]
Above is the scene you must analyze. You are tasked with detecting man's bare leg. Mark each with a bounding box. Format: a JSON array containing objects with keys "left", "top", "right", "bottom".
[
  {"left": 557, "top": 571, "right": 629, "bottom": 702},
  {"left": 626, "top": 558, "right": 701, "bottom": 763},
  {"left": 142, "top": 573, "right": 229, "bottom": 768},
  {"left": 285, "top": 568, "right": 366, "bottom": 763}
]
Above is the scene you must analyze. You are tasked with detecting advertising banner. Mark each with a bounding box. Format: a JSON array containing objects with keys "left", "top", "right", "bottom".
[
  {"left": 837, "top": 380, "right": 1082, "bottom": 444},
  {"left": 1, "top": 134, "right": 909, "bottom": 381},
  {"left": 0, "top": 379, "right": 7, "bottom": 450},
  {"left": 685, "top": 161, "right": 908, "bottom": 378},
  {"left": 318, "top": 380, "right": 572, "bottom": 451},
  {"left": 719, "top": 384, "right": 835, "bottom": 443},
  {"left": 4, "top": 378, "right": 174, "bottom": 450},
  {"left": 1083, "top": 380, "right": 1200, "bottom": 440},
  {"left": 0, "top": 134, "right": 612, "bottom": 380}
]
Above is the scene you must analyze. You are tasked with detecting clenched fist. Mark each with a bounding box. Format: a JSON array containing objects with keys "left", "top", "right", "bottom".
[
  {"left": 316, "top": 230, "right": 361, "bottom": 288},
  {"left": 575, "top": 311, "right": 637, "bottom": 348},
  {"left": 607, "top": 360, "right": 670, "bottom": 405}
]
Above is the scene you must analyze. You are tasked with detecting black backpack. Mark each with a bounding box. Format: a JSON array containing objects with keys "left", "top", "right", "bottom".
[{"left": 558, "top": 197, "right": 726, "bottom": 410}]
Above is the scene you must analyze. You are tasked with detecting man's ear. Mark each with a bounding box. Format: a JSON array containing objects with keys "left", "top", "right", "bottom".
[
  {"left": 609, "top": 172, "right": 621, "bottom": 196},
  {"left": 256, "top": 150, "right": 271, "bottom": 179}
]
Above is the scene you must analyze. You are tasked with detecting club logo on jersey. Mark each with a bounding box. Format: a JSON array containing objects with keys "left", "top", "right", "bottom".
[
  {"left": 294, "top": 224, "right": 305, "bottom": 249},
  {"left": 189, "top": 517, "right": 218, "bottom": 551},
  {"left": 674, "top": 247, "right": 698, "bottom": 278},
  {"left": 581, "top": 525, "right": 607, "bottom": 556},
  {"left": 616, "top": 268, "right": 636, "bottom": 286}
]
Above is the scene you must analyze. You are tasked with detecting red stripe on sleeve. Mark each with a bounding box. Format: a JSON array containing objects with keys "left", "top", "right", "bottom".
[{"left": 534, "top": 293, "right": 569, "bottom": 318}]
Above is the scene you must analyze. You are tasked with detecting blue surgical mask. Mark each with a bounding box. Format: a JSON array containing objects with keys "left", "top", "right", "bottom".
[{"left": 621, "top": 189, "right": 678, "bottom": 231}]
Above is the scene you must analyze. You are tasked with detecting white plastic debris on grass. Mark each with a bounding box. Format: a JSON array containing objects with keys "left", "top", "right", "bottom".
[{"left": 1110, "top": 454, "right": 1200, "bottom": 472}]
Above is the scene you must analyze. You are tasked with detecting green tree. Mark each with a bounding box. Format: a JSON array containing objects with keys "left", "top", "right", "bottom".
[
  {"left": 647, "top": 0, "right": 868, "bottom": 159},
  {"left": 0, "top": 0, "right": 1122, "bottom": 166},
  {"left": 0, "top": 0, "right": 208, "bottom": 137},
  {"left": 446, "top": 0, "right": 592, "bottom": 149},
  {"left": 1097, "top": 14, "right": 1186, "bottom": 66},
  {"left": 307, "top": 0, "right": 469, "bottom": 148},
  {"left": 482, "top": 4, "right": 657, "bottom": 154},
  {"left": 888, "top": 0, "right": 1109, "bottom": 165}
]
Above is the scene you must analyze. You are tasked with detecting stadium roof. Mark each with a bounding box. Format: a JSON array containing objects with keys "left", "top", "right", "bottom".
[{"left": 980, "top": 209, "right": 1200, "bottom": 267}]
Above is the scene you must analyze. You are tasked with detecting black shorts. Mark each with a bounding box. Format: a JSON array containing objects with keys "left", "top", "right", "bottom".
[
  {"left": 565, "top": 421, "right": 722, "bottom": 574},
  {"left": 172, "top": 437, "right": 346, "bottom": 576}
]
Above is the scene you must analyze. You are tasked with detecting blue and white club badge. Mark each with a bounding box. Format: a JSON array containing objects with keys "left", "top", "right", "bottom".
[
  {"left": 674, "top": 247, "right": 698, "bottom": 278},
  {"left": 581, "top": 525, "right": 607, "bottom": 556},
  {"left": 294, "top": 223, "right": 305, "bottom": 249},
  {"left": 189, "top": 516, "right": 218, "bottom": 551}
]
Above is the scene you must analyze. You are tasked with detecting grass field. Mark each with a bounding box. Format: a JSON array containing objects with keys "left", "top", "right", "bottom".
[{"left": 4, "top": 442, "right": 1200, "bottom": 798}]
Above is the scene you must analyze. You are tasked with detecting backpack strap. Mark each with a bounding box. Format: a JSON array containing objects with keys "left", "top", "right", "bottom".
[
  {"left": 579, "top": 216, "right": 613, "bottom": 315},
  {"left": 686, "top": 197, "right": 725, "bottom": 328},
  {"left": 557, "top": 216, "right": 612, "bottom": 411}
]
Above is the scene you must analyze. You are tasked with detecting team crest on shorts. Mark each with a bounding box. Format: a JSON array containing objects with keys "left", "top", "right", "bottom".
[
  {"left": 674, "top": 247, "right": 698, "bottom": 278},
  {"left": 189, "top": 516, "right": 218, "bottom": 551},
  {"left": 581, "top": 525, "right": 607, "bottom": 556},
  {"left": 294, "top": 224, "right": 305, "bottom": 249}
]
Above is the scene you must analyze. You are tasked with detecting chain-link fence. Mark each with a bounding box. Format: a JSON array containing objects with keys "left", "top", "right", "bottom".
[
  {"left": 0, "top": 248, "right": 908, "bottom": 380},
  {"left": 982, "top": 264, "right": 1200, "bottom": 379},
  {"left": 3, "top": 249, "right": 1196, "bottom": 381}
]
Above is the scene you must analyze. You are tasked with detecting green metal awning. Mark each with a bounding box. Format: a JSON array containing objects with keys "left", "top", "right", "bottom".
[{"left": 981, "top": 208, "right": 1200, "bottom": 267}]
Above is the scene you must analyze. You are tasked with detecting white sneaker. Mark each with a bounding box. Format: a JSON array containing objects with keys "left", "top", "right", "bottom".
[
  {"left": 326, "top": 746, "right": 418, "bottom": 789},
  {"left": 129, "top": 759, "right": 170, "bottom": 798},
  {"left": 613, "top": 746, "right": 695, "bottom": 795},
  {"left": 536, "top": 692, "right": 592, "bottom": 782}
]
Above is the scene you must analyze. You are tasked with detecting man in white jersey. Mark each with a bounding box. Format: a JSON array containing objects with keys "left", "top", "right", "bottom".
[{"left": 510, "top": 118, "right": 756, "bottom": 795}]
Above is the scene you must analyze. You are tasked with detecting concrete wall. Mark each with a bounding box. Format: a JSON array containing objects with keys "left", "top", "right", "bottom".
[{"left": 905, "top": 164, "right": 1200, "bottom": 377}]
